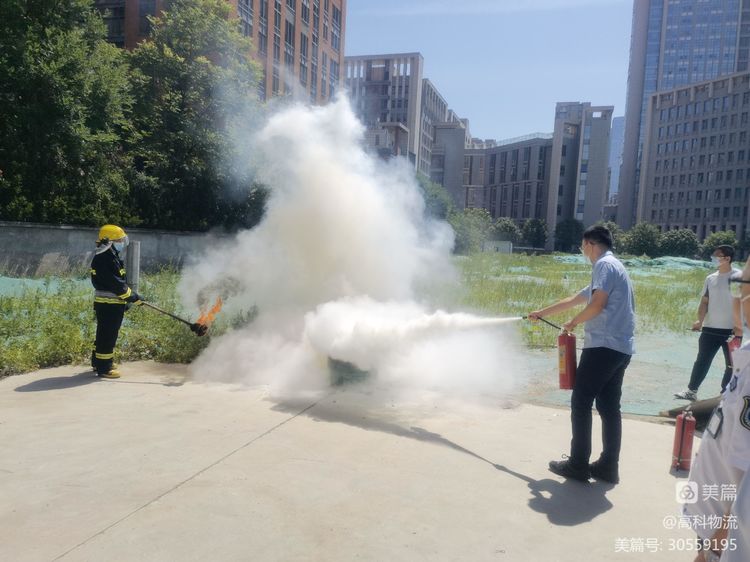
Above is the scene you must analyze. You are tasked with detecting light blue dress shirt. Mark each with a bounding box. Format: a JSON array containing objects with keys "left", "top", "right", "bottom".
[{"left": 577, "top": 250, "right": 636, "bottom": 355}]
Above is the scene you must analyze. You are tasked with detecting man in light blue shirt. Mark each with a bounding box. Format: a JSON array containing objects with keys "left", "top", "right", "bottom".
[{"left": 529, "top": 225, "right": 635, "bottom": 484}]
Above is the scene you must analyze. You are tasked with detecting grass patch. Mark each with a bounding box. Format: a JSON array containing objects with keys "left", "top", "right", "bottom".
[
  {"left": 0, "top": 270, "right": 230, "bottom": 377},
  {"left": 455, "top": 253, "right": 708, "bottom": 348},
  {"left": 1, "top": 254, "right": 711, "bottom": 376}
]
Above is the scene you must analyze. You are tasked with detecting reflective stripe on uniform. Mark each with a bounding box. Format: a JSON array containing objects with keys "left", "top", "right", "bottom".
[
  {"left": 94, "top": 289, "right": 127, "bottom": 304},
  {"left": 95, "top": 352, "right": 114, "bottom": 360},
  {"left": 119, "top": 268, "right": 126, "bottom": 276},
  {"left": 95, "top": 290, "right": 119, "bottom": 298},
  {"left": 118, "top": 287, "right": 132, "bottom": 299},
  {"left": 94, "top": 297, "right": 127, "bottom": 305},
  {"left": 90, "top": 269, "right": 96, "bottom": 276}
]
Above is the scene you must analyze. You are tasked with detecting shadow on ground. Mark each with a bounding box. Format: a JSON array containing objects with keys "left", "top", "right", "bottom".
[
  {"left": 14, "top": 371, "right": 99, "bottom": 392},
  {"left": 495, "top": 464, "right": 613, "bottom": 525},
  {"left": 14, "top": 371, "right": 185, "bottom": 392},
  {"left": 272, "top": 392, "right": 613, "bottom": 526}
]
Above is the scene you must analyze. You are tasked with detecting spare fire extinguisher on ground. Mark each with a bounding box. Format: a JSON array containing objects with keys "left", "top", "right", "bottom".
[
  {"left": 672, "top": 407, "right": 696, "bottom": 471},
  {"left": 524, "top": 316, "right": 577, "bottom": 390}
]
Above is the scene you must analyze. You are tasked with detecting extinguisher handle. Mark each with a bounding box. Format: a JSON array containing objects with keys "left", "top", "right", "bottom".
[{"left": 524, "top": 315, "right": 563, "bottom": 331}]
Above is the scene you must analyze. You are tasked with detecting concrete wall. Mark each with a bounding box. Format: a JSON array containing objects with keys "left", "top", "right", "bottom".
[{"left": 0, "top": 222, "right": 229, "bottom": 276}]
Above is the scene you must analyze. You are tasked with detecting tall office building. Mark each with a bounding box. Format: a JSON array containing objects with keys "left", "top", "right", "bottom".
[
  {"left": 344, "top": 53, "right": 456, "bottom": 176},
  {"left": 546, "top": 102, "right": 613, "bottom": 242},
  {"left": 618, "top": 0, "right": 750, "bottom": 229},
  {"left": 93, "top": 0, "right": 346, "bottom": 104},
  {"left": 608, "top": 116, "right": 625, "bottom": 203},
  {"left": 638, "top": 71, "right": 750, "bottom": 240}
]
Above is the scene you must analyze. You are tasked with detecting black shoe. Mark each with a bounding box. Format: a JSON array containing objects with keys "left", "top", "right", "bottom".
[
  {"left": 548, "top": 459, "right": 590, "bottom": 482},
  {"left": 590, "top": 460, "right": 619, "bottom": 484}
]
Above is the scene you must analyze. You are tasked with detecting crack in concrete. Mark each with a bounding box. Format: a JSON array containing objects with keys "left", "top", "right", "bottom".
[{"left": 53, "top": 395, "right": 328, "bottom": 561}]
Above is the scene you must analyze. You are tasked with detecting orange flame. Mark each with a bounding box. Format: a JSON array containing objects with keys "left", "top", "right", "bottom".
[{"left": 197, "top": 297, "right": 223, "bottom": 327}]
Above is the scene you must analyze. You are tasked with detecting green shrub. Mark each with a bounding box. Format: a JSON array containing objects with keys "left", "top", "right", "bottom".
[
  {"left": 658, "top": 228, "right": 699, "bottom": 258},
  {"left": 699, "top": 231, "right": 737, "bottom": 260},
  {"left": 0, "top": 270, "right": 232, "bottom": 377},
  {"left": 621, "top": 222, "right": 661, "bottom": 257}
]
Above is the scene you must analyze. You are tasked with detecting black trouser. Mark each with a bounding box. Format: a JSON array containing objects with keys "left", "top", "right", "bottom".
[
  {"left": 93, "top": 302, "right": 126, "bottom": 375},
  {"left": 569, "top": 347, "right": 631, "bottom": 470},
  {"left": 688, "top": 328, "right": 733, "bottom": 393}
]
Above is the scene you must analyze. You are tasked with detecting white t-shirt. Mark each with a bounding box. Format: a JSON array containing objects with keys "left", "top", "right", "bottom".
[
  {"left": 721, "top": 467, "right": 750, "bottom": 561},
  {"left": 683, "top": 344, "right": 750, "bottom": 539},
  {"left": 702, "top": 270, "right": 741, "bottom": 330}
]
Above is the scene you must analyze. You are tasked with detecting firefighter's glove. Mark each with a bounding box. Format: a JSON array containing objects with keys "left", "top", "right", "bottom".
[{"left": 126, "top": 292, "right": 144, "bottom": 306}]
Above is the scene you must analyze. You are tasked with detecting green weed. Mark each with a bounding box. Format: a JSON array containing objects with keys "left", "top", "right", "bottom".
[
  {"left": 454, "top": 253, "right": 709, "bottom": 348},
  {"left": 0, "top": 254, "right": 713, "bottom": 376}
]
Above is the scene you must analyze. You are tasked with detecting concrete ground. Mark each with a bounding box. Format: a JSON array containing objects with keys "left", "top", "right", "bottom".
[{"left": 1, "top": 362, "right": 696, "bottom": 562}]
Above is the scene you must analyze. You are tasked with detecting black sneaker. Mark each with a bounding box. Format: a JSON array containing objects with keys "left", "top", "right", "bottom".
[
  {"left": 590, "top": 460, "right": 619, "bottom": 484},
  {"left": 548, "top": 459, "right": 590, "bottom": 482}
]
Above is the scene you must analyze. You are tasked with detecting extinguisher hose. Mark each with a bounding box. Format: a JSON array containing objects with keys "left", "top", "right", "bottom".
[{"left": 522, "top": 315, "right": 562, "bottom": 331}]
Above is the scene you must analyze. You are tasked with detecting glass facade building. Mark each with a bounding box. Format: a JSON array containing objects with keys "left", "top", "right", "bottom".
[{"left": 618, "top": 0, "right": 750, "bottom": 229}]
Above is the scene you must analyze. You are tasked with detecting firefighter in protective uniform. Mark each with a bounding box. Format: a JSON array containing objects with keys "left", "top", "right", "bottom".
[{"left": 90, "top": 225, "right": 143, "bottom": 378}]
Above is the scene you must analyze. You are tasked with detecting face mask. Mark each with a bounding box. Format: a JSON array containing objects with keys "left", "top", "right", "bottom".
[
  {"left": 113, "top": 242, "right": 126, "bottom": 253},
  {"left": 711, "top": 256, "right": 721, "bottom": 266}
]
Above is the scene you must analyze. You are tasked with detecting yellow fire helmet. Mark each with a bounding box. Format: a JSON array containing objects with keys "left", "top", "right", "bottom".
[{"left": 97, "top": 224, "right": 127, "bottom": 243}]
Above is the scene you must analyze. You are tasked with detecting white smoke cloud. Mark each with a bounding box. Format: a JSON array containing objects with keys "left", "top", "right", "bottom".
[{"left": 180, "top": 96, "right": 524, "bottom": 400}]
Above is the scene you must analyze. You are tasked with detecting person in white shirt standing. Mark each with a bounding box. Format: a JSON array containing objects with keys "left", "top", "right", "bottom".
[
  {"left": 682, "top": 255, "right": 750, "bottom": 562},
  {"left": 675, "top": 245, "right": 742, "bottom": 402}
]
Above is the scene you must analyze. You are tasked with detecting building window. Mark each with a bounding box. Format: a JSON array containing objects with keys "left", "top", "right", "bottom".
[
  {"left": 299, "top": 33, "right": 308, "bottom": 86},
  {"left": 331, "top": 5, "right": 341, "bottom": 52},
  {"left": 238, "top": 0, "right": 253, "bottom": 37},
  {"left": 139, "top": 0, "right": 155, "bottom": 35}
]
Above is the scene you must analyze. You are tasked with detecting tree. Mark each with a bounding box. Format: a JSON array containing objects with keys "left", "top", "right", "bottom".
[
  {"left": 738, "top": 232, "right": 750, "bottom": 260},
  {"left": 658, "top": 228, "right": 699, "bottom": 258},
  {"left": 522, "top": 218, "right": 548, "bottom": 248},
  {"left": 0, "top": 0, "right": 135, "bottom": 225},
  {"left": 448, "top": 208, "right": 493, "bottom": 255},
  {"left": 127, "top": 0, "right": 264, "bottom": 230},
  {"left": 554, "top": 218, "right": 584, "bottom": 252},
  {"left": 417, "top": 174, "right": 453, "bottom": 220},
  {"left": 596, "top": 220, "right": 624, "bottom": 252},
  {"left": 621, "top": 222, "right": 660, "bottom": 257},
  {"left": 491, "top": 217, "right": 521, "bottom": 244},
  {"left": 700, "top": 231, "right": 737, "bottom": 260}
]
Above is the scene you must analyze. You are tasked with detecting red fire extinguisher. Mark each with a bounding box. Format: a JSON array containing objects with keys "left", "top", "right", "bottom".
[
  {"left": 558, "top": 330, "right": 577, "bottom": 390},
  {"left": 672, "top": 408, "right": 696, "bottom": 471}
]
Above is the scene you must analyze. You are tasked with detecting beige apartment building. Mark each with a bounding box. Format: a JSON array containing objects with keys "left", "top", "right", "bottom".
[
  {"left": 344, "top": 53, "right": 459, "bottom": 176},
  {"left": 94, "top": 0, "right": 346, "bottom": 104},
  {"left": 638, "top": 72, "right": 750, "bottom": 241},
  {"left": 430, "top": 101, "right": 612, "bottom": 250}
]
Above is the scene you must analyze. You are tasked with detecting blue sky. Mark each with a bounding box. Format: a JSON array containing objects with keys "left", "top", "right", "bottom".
[{"left": 344, "top": 0, "right": 633, "bottom": 140}]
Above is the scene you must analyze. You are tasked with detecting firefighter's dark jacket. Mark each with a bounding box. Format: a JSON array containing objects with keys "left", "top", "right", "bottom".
[{"left": 90, "top": 247, "right": 132, "bottom": 304}]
